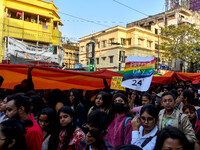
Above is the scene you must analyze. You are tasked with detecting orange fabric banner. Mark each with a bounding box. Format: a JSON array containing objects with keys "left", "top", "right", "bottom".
[
  {"left": 0, "top": 65, "right": 123, "bottom": 90},
  {"left": 1, "top": 64, "right": 200, "bottom": 90}
]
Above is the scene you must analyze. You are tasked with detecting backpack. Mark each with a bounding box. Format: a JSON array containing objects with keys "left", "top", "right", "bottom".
[{"left": 122, "top": 117, "right": 133, "bottom": 141}]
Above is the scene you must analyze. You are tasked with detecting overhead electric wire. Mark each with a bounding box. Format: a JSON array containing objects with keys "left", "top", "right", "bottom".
[
  {"left": 112, "top": 0, "right": 149, "bottom": 16},
  {"left": 58, "top": 11, "right": 110, "bottom": 28}
]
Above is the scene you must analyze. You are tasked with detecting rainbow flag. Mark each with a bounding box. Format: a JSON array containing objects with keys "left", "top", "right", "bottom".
[{"left": 121, "top": 56, "right": 156, "bottom": 91}]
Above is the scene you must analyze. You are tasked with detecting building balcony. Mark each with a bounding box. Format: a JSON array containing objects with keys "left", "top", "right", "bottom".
[
  {"left": 52, "top": 29, "right": 62, "bottom": 46},
  {"left": 4, "top": 18, "right": 52, "bottom": 43}
]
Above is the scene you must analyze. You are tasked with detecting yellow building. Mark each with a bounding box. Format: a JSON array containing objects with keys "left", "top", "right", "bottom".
[
  {"left": 79, "top": 24, "right": 166, "bottom": 72},
  {"left": 63, "top": 43, "right": 79, "bottom": 69},
  {"left": 0, "top": 0, "right": 63, "bottom": 63}
]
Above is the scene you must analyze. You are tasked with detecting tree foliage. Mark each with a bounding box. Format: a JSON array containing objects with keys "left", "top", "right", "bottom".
[{"left": 161, "top": 24, "right": 200, "bottom": 64}]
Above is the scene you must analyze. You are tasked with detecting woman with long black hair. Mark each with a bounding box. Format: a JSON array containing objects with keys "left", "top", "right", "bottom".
[
  {"left": 67, "top": 89, "right": 87, "bottom": 128},
  {"left": 57, "top": 106, "right": 85, "bottom": 150},
  {"left": 38, "top": 108, "right": 59, "bottom": 150}
]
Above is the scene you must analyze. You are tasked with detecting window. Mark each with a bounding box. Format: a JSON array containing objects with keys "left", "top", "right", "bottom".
[
  {"left": 96, "top": 58, "right": 99, "bottom": 64},
  {"left": 138, "top": 39, "right": 143, "bottom": 45},
  {"left": 80, "top": 46, "right": 84, "bottom": 52},
  {"left": 121, "top": 38, "right": 126, "bottom": 45},
  {"left": 102, "top": 41, "right": 107, "bottom": 48},
  {"left": 109, "top": 38, "right": 114, "bottom": 45},
  {"left": 119, "top": 51, "right": 125, "bottom": 62},
  {"left": 155, "top": 29, "right": 158, "bottom": 34},
  {"left": 102, "top": 57, "right": 106, "bottom": 61},
  {"left": 110, "top": 56, "right": 113, "bottom": 63},
  {"left": 155, "top": 44, "right": 159, "bottom": 50},
  {"left": 97, "top": 42, "right": 100, "bottom": 48},
  {"left": 69, "top": 53, "right": 72, "bottom": 58},
  {"left": 147, "top": 41, "right": 152, "bottom": 48},
  {"left": 53, "top": 46, "right": 57, "bottom": 54},
  {"left": 127, "top": 39, "right": 131, "bottom": 45}
]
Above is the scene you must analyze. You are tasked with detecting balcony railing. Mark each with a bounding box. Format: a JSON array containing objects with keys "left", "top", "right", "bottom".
[{"left": 4, "top": 17, "right": 61, "bottom": 44}]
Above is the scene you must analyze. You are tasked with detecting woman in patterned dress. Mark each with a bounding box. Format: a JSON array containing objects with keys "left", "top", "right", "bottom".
[{"left": 57, "top": 106, "right": 85, "bottom": 150}]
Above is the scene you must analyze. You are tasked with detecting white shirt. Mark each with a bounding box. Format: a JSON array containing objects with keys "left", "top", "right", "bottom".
[{"left": 131, "top": 125, "right": 158, "bottom": 150}]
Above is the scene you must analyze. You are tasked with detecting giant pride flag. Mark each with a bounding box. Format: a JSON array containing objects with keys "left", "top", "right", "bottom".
[{"left": 121, "top": 56, "right": 156, "bottom": 91}]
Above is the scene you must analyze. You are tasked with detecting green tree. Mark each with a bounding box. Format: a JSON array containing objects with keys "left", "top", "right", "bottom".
[{"left": 161, "top": 24, "right": 200, "bottom": 72}]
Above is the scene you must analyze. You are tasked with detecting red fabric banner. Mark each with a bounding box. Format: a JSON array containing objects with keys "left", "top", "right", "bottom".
[{"left": 0, "top": 64, "right": 200, "bottom": 90}]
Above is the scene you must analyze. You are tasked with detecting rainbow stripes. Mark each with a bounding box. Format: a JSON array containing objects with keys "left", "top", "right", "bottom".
[{"left": 123, "top": 57, "right": 156, "bottom": 81}]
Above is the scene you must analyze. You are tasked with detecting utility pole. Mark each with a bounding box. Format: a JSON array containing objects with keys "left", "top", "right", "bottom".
[
  {"left": 111, "top": 42, "right": 125, "bottom": 71},
  {"left": 158, "top": 35, "right": 160, "bottom": 68}
]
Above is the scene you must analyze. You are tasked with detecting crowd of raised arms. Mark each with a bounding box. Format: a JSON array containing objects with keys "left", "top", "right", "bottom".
[{"left": 0, "top": 76, "right": 200, "bottom": 150}]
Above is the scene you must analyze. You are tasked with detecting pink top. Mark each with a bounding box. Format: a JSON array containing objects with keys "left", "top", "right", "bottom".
[{"left": 106, "top": 114, "right": 133, "bottom": 147}]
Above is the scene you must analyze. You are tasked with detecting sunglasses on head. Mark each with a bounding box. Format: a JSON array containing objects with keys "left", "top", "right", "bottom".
[{"left": 81, "top": 124, "right": 105, "bottom": 137}]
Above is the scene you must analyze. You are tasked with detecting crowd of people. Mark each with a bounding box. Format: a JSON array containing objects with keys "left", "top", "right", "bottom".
[{"left": 0, "top": 75, "right": 200, "bottom": 150}]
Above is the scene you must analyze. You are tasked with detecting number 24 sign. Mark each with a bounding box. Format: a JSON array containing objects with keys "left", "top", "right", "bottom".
[{"left": 132, "top": 79, "right": 144, "bottom": 86}]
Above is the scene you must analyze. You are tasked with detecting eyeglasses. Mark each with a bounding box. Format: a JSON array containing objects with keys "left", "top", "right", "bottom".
[
  {"left": 82, "top": 124, "right": 104, "bottom": 137},
  {"left": 140, "top": 117, "right": 154, "bottom": 124}
]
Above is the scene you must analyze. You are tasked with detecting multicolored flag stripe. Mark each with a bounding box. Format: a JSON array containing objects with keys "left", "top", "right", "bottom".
[{"left": 123, "top": 57, "right": 156, "bottom": 81}]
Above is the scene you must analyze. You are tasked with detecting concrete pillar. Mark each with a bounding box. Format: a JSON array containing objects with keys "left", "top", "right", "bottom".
[
  {"left": 22, "top": 12, "right": 24, "bottom": 20},
  {"left": 37, "top": 15, "right": 39, "bottom": 24}
]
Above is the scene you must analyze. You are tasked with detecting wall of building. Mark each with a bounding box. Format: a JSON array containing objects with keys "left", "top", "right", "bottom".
[
  {"left": 79, "top": 25, "right": 164, "bottom": 71},
  {"left": 63, "top": 43, "right": 79, "bottom": 68},
  {"left": 0, "top": 0, "right": 62, "bottom": 63}
]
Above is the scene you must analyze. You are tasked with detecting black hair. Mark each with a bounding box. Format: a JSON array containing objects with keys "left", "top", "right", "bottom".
[
  {"left": 67, "top": 88, "right": 81, "bottom": 108},
  {"left": 30, "top": 95, "right": 45, "bottom": 117},
  {"left": 38, "top": 108, "right": 60, "bottom": 150},
  {"left": 169, "top": 89, "right": 178, "bottom": 99},
  {"left": 176, "top": 85, "right": 184, "bottom": 90},
  {"left": 183, "top": 89, "right": 198, "bottom": 106},
  {"left": 140, "top": 104, "right": 158, "bottom": 121},
  {"left": 128, "top": 91, "right": 141, "bottom": 106},
  {"left": 21, "top": 79, "right": 34, "bottom": 93},
  {"left": 58, "top": 106, "right": 76, "bottom": 150},
  {"left": 163, "top": 85, "right": 170, "bottom": 91},
  {"left": 182, "top": 89, "right": 197, "bottom": 105},
  {"left": 13, "top": 84, "right": 23, "bottom": 94},
  {"left": 142, "top": 93, "right": 153, "bottom": 101},
  {"left": 94, "top": 91, "right": 111, "bottom": 109},
  {"left": 47, "top": 89, "right": 66, "bottom": 110},
  {"left": 0, "top": 119, "right": 33, "bottom": 150},
  {"left": 0, "top": 91, "right": 7, "bottom": 100},
  {"left": 0, "top": 76, "right": 4, "bottom": 87},
  {"left": 58, "top": 106, "right": 75, "bottom": 119},
  {"left": 87, "top": 110, "right": 109, "bottom": 131},
  {"left": 112, "top": 92, "right": 128, "bottom": 104},
  {"left": 188, "top": 86, "right": 197, "bottom": 93},
  {"left": 116, "top": 144, "right": 142, "bottom": 150},
  {"left": 161, "top": 92, "right": 176, "bottom": 101},
  {"left": 186, "top": 80, "right": 192, "bottom": 83},
  {"left": 178, "top": 80, "right": 185, "bottom": 83},
  {"left": 37, "top": 108, "right": 57, "bottom": 133},
  {"left": 7, "top": 94, "right": 31, "bottom": 114},
  {"left": 154, "top": 126, "right": 190, "bottom": 150},
  {"left": 109, "top": 93, "right": 133, "bottom": 123}
]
